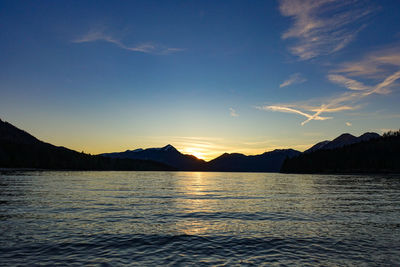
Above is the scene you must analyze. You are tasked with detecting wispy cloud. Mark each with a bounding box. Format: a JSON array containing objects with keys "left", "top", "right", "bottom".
[
  {"left": 259, "top": 69, "right": 400, "bottom": 125},
  {"left": 330, "top": 46, "right": 400, "bottom": 95},
  {"left": 333, "top": 45, "right": 400, "bottom": 78},
  {"left": 279, "top": 0, "right": 373, "bottom": 60},
  {"left": 229, "top": 107, "right": 239, "bottom": 117},
  {"left": 327, "top": 74, "right": 371, "bottom": 91},
  {"left": 73, "top": 29, "right": 184, "bottom": 55},
  {"left": 371, "top": 70, "right": 400, "bottom": 95},
  {"left": 308, "top": 105, "right": 357, "bottom": 113},
  {"left": 280, "top": 73, "right": 307, "bottom": 88},
  {"left": 260, "top": 43, "right": 400, "bottom": 125},
  {"left": 257, "top": 105, "right": 332, "bottom": 125},
  {"left": 258, "top": 101, "right": 362, "bottom": 125}
]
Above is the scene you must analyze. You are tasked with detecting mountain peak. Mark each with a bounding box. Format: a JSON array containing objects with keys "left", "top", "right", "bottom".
[
  {"left": 358, "top": 132, "right": 380, "bottom": 141},
  {"left": 162, "top": 144, "right": 177, "bottom": 152},
  {"left": 317, "top": 133, "right": 357, "bottom": 150},
  {"left": 335, "top": 133, "right": 356, "bottom": 140}
]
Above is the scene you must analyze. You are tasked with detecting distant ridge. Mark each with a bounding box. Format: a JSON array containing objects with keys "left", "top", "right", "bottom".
[
  {"left": 281, "top": 131, "right": 400, "bottom": 174},
  {"left": 0, "top": 119, "right": 172, "bottom": 171},
  {"left": 206, "top": 149, "right": 301, "bottom": 172},
  {"left": 101, "top": 147, "right": 301, "bottom": 172},
  {"left": 1, "top": 118, "right": 396, "bottom": 173},
  {"left": 101, "top": 144, "right": 206, "bottom": 171},
  {"left": 1, "top": 118, "right": 301, "bottom": 172},
  {"left": 304, "top": 132, "right": 380, "bottom": 153}
]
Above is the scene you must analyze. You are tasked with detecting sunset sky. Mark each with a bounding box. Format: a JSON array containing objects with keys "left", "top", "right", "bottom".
[{"left": 1, "top": 0, "right": 400, "bottom": 160}]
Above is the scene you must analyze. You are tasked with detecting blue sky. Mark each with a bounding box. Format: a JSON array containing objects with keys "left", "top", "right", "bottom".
[{"left": 1, "top": 0, "right": 400, "bottom": 160}]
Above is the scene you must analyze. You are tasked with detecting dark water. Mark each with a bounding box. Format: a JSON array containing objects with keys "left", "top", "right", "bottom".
[{"left": 1, "top": 171, "right": 400, "bottom": 266}]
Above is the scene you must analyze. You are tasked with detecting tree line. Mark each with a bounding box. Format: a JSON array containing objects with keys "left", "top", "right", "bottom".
[{"left": 281, "top": 130, "right": 400, "bottom": 174}]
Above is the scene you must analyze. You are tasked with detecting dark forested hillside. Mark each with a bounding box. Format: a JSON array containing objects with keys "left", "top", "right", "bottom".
[
  {"left": 101, "top": 144, "right": 206, "bottom": 170},
  {"left": 303, "top": 132, "right": 380, "bottom": 153},
  {"left": 206, "top": 149, "right": 301, "bottom": 172},
  {"left": 281, "top": 130, "right": 400, "bottom": 174},
  {"left": 0, "top": 119, "right": 172, "bottom": 171},
  {"left": 3, "top": 118, "right": 398, "bottom": 173}
]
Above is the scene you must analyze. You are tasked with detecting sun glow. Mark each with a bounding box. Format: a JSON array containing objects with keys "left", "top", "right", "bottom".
[{"left": 181, "top": 147, "right": 207, "bottom": 160}]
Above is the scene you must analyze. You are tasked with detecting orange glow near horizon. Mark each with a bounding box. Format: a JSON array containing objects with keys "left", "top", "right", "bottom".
[
  {"left": 42, "top": 133, "right": 314, "bottom": 161},
  {"left": 181, "top": 147, "right": 207, "bottom": 160}
]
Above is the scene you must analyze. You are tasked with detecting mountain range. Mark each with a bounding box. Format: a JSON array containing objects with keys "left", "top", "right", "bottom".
[
  {"left": 102, "top": 145, "right": 207, "bottom": 171},
  {"left": 2, "top": 118, "right": 396, "bottom": 173},
  {"left": 206, "top": 149, "right": 300, "bottom": 172},
  {"left": 281, "top": 131, "right": 400, "bottom": 174},
  {"left": 100, "top": 132, "right": 381, "bottom": 172},
  {"left": 304, "top": 132, "right": 380, "bottom": 153},
  {"left": 101, "top": 147, "right": 300, "bottom": 172},
  {"left": 0, "top": 119, "right": 172, "bottom": 171}
]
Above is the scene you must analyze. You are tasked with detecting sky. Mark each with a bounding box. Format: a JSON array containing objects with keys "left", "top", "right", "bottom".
[{"left": 1, "top": 0, "right": 400, "bottom": 160}]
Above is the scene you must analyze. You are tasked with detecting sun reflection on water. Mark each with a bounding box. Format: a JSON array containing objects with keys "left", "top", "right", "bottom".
[{"left": 174, "top": 172, "right": 216, "bottom": 235}]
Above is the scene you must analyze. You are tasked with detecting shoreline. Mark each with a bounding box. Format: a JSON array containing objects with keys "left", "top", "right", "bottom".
[{"left": 1, "top": 168, "right": 399, "bottom": 175}]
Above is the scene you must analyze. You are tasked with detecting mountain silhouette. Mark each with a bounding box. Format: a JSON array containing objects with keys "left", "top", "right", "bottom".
[
  {"left": 0, "top": 119, "right": 172, "bottom": 171},
  {"left": 102, "top": 146, "right": 301, "bottom": 172},
  {"left": 357, "top": 132, "right": 381, "bottom": 142},
  {"left": 0, "top": 120, "right": 41, "bottom": 145},
  {"left": 206, "top": 149, "right": 301, "bottom": 172},
  {"left": 1, "top": 118, "right": 395, "bottom": 173},
  {"left": 304, "top": 140, "right": 330, "bottom": 153},
  {"left": 281, "top": 131, "right": 399, "bottom": 174},
  {"left": 304, "top": 132, "right": 380, "bottom": 153},
  {"left": 1, "top": 119, "right": 300, "bottom": 172},
  {"left": 101, "top": 144, "right": 206, "bottom": 171}
]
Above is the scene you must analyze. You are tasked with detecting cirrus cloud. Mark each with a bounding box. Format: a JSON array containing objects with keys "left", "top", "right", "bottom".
[
  {"left": 333, "top": 45, "right": 400, "bottom": 78},
  {"left": 280, "top": 73, "right": 307, "bottom": 88},
  {"left": 257, "top": 105, "right": 332, "bottom": 125},
  {"left": 279, "top": 0, "right": 373, "bottom": 60},
  {"left": 327, "top": 74, "right": 371, "bottom": 91},
  {"left": 73, "top": 29, "right": 184, "bottom": 55},
  {"left": 259, "top": 67, "right": 400, "bottom": 125}
]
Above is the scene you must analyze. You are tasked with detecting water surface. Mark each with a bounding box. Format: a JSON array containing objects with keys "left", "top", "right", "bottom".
[{"left": 1, "top": 171, "right": 400, "bottom": 265}]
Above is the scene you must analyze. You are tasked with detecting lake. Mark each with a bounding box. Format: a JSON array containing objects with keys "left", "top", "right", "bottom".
[{"left": 1, "top": 171, "right": 400, "bottom": 266}]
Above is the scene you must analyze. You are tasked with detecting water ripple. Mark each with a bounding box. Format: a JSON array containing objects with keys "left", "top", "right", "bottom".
[{"left": 1, "top": 171, "right": 400, "bottom": 266}]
